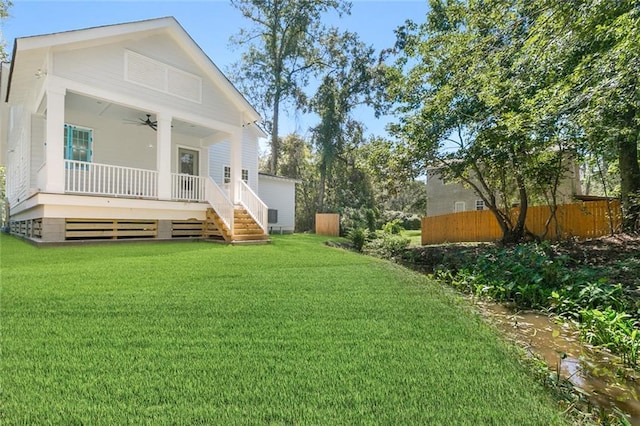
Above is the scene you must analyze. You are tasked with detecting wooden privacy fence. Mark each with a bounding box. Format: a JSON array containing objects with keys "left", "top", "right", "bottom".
[
  {"left": 421, "top": 200, "right": 621, "bottom": 245},
  {"left": 316, "top": 213, "right": 340, "bottom": 237}
]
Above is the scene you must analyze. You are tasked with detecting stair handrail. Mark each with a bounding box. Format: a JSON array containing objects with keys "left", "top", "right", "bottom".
[
  {"left": 205, "top": 177, "right": 234, "bottom": 235},
  {"left": 238, "top": 180, "right": 268, "bottom": 233}
]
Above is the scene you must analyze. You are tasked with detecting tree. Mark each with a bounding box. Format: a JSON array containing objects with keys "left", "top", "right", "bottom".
[
  {"left": 309, "top": 30, "right": 377, "bottom": 212},
  {"left": 385, "top": 0, "right": 556, "bottom": 243},
  {"left": 357, "top": 136, "right": 418, "bottom": 210},
  {"left": 523, "top": 0, "right": 640, "bottom": 232},
  {"left": 276, "top": 134, "right": 319, "bottom": 231},
  {"left": 0, "top": 0, "right": 11, "bottom": 62},
  {"left": 385, "top": 0, "right": 638, "bottom": 241},
  {"left": 230, "top": 0, "right": 350, "bottom": 174}
]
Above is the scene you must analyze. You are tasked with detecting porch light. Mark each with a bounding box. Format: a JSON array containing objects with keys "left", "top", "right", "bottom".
[{"left": 35, "top": 69, "right": 47, "bottom": 79}]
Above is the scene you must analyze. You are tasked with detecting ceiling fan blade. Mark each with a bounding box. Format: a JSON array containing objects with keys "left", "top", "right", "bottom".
[{"left": 122, "top": 114, "right": 158, "bottom": 130}]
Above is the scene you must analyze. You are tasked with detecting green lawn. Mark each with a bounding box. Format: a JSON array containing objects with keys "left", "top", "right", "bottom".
[
  {"left": 402, "top": 229, "right": 422, "bottom": 246},
  {"left": 0, "top": 234, "right": 565, "bottom": 424}
]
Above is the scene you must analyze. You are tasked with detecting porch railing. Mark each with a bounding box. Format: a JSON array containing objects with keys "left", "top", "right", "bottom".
[
  {"left": 64, "top": 160, "right": 158, "bottom": 198},
  {"left": 239, "top": 180, "right": 268, "bottom": 233},
  {"left": 205, "top": 177, "right": 234, "bottom": 235},
  {"left": 171, "top": 174, "right": 206, "bottom": 201}
]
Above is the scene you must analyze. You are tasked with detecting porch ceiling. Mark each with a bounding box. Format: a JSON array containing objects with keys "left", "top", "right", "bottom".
[{"left": 65, "top": 92, "right": 221, "bottom": 139}]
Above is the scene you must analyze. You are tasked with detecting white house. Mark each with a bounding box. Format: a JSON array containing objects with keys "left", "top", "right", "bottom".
[
  {"left": 257, "top": 173, "right": 299, "bottom": 233},
  {"left": 0, "top": 17, "right": 271, "bottom": 243}
]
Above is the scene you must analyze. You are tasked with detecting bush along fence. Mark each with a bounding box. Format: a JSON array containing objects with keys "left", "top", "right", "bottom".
[{"left": 421, "top": 200, "right": 621, "bottom": 245}]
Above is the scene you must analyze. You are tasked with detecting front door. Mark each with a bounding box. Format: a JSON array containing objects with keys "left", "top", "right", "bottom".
[
  {"left": 178, "top": 148, "right": 199, "bottom": 176},
  {"left": 177, "top": 148, "right": 200, "bottom": 199}
]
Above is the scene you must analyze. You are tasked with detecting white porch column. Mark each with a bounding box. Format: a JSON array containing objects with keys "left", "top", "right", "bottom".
[
  {"left": 44, "top": 86, "right": 66, "bottom": 193},
  {"left": 156, "top": 113, "right": 172, "bottom": 200},
  {"left": 230, "top": 130, "right": 243, "bottom": 204}
]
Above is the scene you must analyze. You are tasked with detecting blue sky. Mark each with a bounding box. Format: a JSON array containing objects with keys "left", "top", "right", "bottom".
[{"left": 1, "top": 0, "right": 429, "bottom": 139}]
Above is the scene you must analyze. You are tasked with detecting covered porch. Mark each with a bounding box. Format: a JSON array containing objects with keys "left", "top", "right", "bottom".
[{"left": 11, "top": 83, "right": 268, "bottom": 243}]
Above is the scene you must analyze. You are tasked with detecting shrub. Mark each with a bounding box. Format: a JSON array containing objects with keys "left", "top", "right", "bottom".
[
  {"left": 379, "top": 211, "right": 422, "bottom": 230},
  {"left": 432, "top": 241, "right": 640, "bottom": 366},
  {"left": 340, "top": 207, "right": 378, "bottom": 236},
  {"left": 364, "top": 233, "right": 410, "bottom": 258},
  {"left": 580, "top": 307, "right": 640, "bottom": 366},
  {"left": 382, "top": 219, "right": 404, "bottom": 235},
  {"left": 348, "top": 228, "right": 367, "bottom": 252}
]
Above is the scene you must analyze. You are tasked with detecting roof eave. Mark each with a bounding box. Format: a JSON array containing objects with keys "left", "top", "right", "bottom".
[{"left": 4, "top": 38, "right": 18, "bottom": 103}]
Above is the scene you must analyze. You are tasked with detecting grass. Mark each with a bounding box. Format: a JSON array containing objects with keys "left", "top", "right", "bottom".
[
  {"left": 0, "top": 234, "right": 566, "bottom": 424},
  {"left": 402, "top": 229, "right": 422, "bottom": 246}
]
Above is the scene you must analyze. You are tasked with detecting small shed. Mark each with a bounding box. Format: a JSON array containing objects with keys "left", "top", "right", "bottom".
[{"left": 257, "top": 173, "right": 300, "bottom": 234}]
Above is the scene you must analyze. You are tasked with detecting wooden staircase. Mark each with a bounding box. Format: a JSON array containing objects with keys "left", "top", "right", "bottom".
[
  {"left": 232, "top": 208, "right": 270, "bottom": 242},
  {"left": 206, "top": 207, "right": 269, "bottom": 243}
]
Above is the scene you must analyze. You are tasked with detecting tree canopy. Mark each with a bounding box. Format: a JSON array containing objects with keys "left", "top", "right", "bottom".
[
  {"left": 229, "top": 0, "right": 350, "bottom": 174},
  {"left": 0, "top": 0, "right": 11, "bottom": 61},
  {"left": 384, "top": 0, "right": 639, "bottom": 240}
]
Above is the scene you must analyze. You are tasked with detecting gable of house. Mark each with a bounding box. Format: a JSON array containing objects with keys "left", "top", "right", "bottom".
[{"left": 4, "top": 17, "right": 262, "bottom": 132}]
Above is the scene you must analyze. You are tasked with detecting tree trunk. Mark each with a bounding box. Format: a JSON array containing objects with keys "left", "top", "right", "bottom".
[
  {"left": 270, "top": 91, "right": 281, "bottom": 174},
  {"left": 317, "top": 161, "right": 327, "bottom": 213},
  {"left": 509, "top": 175, "right": 529, "bottom": 243},
  {"left": 619, "top": 113, "right": 640, "bottom": 232},
  {"left": 487, "top": 205, "right": 511, "bottom": 242}
]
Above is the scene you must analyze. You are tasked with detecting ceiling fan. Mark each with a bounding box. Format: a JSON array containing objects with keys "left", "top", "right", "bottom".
[{"left": 124, "top": 114, "right": 157, "bottom": 131}]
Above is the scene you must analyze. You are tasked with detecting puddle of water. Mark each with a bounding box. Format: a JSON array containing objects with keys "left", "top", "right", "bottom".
[{"left": 475, "top": 301, "right": 640, "bottom": 423}]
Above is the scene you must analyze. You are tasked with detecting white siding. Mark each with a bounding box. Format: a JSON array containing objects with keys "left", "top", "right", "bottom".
[
  {"left": 53, "top": 34, "right": 241, "bottom": 125},
  {"left": 242, "top": 128, "right": 259, "bottom": 190},
  {"left": 208, "top": 141, "right": 228, "bottom": 187},
  {"left": 208, "top": 135, "right": 259, "bottom": 192},
  {"left": 258, "top": 175, "right": 296, "bottom": 232},
  {"left": 7, "top": 106, "right": 30, "bottom": 204},
  {"left": 0, "top": 63, "right": 9, "bottom": 166},
  {"left": 30, "top": 114, "right": 45, "bottom": 187}
]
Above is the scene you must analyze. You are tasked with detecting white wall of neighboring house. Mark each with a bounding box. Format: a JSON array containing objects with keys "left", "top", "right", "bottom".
[{"left": 257, "top": 173, "right": 298, "bottom": 233}]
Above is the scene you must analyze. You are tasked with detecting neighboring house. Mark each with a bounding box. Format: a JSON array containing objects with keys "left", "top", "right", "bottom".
[
  {"left": 425, "top": 162, "right": 582, "bottom": 217},
  {"left": 257, "top": 173, "right": 300, "bottom": 233},
  {"left": 0, "top": 17, "right": 272, "bottom": 243}
]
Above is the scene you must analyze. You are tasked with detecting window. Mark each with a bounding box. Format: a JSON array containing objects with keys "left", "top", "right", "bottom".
[
  {"left": 268, "top": 209, "right": 278, "bottom": 224},
  {"left": 454, "top": 201, "right": 465, "bottom": 213},
  {"left": 475, "top": 200, "right": 485, "bottom": 211},
  {"left": 64, "top": 124, "right": 92, "bottom": 163},
  {"left": 224, "top": 167, "right": 249, "bottom": 183}
]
